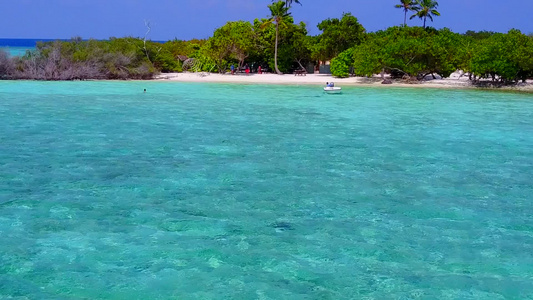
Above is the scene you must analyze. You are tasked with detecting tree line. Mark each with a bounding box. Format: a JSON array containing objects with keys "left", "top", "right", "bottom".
[
  {"left": 0, "top": 37, "right": 159, "bottom": 80},
  {"left": 0, "top": 0, "right": 531, "bottom": 84},
  {"left": 331, "top": 27, "right": 533, "bottom": 84}
]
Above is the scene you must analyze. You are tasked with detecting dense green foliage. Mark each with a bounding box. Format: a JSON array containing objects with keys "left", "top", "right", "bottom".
[
  {"left": 156, "top": 39, "right": 204, "bottom": 72},
  {"left": 203, "top": 21, "right": 256, "bottom": 73},
  {"left": 347, "top": 26, "right": 533, "bottom": 83},
  {"left": 330, "top": 48, "right": 354, "bottom": 78},
  {"left": 464, "top": 30, "right": 496, "bottom": 40},
  {"left": 351, "top": 27, "right": 460, "bottom": 79},
  {"left": 469, "top": 29, "right": 533, "bottom": 83},
  {"left": 312, "top": 13, "right": 365, "bottom": 63},
  {"left": 252, "top": 18, "right": 310, "bottom": 73}
]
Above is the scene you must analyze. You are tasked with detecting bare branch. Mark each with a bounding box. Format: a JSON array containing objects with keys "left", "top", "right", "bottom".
[{"left": 143, "top": 20, "right": 153, "bottom": 65}]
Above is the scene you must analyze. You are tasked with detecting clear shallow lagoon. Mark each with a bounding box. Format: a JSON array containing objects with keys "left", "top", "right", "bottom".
[
  {"left": 1, "top": 81, "right": 532, "bottom": 299},
  {"left": 0, "top": 38, "right": 55, "bottom": 57},
  {"left": 0, "top": 46, "right": 33, "bottom": 57}
]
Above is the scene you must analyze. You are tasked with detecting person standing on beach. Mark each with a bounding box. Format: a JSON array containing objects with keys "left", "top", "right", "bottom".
[
  {"left": 258, "top": 66, "right": 262, "bottom": 74},
  {"left": 231, "top": 64, "right": 235, "bottom": 75}
]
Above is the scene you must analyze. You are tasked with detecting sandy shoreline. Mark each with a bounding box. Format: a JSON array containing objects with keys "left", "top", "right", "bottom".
[{"left": 154, "top": 72, "right": 533, "bottom": 92}]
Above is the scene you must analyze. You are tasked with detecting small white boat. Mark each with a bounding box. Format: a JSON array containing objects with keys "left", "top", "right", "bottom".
[{"left": 324, "top": 86, "right": 342, "bottom": 94}]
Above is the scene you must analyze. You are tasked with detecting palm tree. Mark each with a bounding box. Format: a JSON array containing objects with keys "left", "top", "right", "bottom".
[
  {"left": 395, "top": 0, "right": 419, "bottom": 27},
  {"left": 410, "top": 0, "right": 440, "bottom": 28},
  {"left": 285, "top": 0, "right": 301, "bottom": 8},
  {"left": 273, "top": 0, "right": 301, "bottom": 8},
  {"left": 265, "top": 1, "right": 291, "bottom": 74}
]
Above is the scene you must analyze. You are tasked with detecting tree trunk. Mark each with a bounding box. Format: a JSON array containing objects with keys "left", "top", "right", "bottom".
[
  {"left": 274, "top": 22, "right": 282, "bottom": 75},
  {"left": 295, "top": 59, "right": 305, "bottom": 70},
  {"left": 404, "top": 10, "right": 407, "bottom": 26},
  {"left": 423, "top": 17, "right": 426, "bottom": 28}
]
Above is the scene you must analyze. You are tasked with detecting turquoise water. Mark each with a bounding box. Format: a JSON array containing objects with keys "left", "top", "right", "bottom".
[
  {"left": 1, "top": 81, "right": 532, "bottom": 299},
  {"left": 0, "top": 46, "right": 33, "bottom": 57}
]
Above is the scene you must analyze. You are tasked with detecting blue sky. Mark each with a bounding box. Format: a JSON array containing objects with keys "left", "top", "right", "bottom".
[{"left": 2, "top": 0, "right": 532, "bottom": 41}]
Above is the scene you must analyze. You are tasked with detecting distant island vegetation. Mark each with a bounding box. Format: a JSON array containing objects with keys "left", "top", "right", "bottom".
[{"left": 0, "top": 0, "right": 532, "bottom": 85}]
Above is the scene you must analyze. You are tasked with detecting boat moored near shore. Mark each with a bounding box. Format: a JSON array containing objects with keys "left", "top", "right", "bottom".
[{"left": 324, "top": 86, "right": 342, "bottom": 94}]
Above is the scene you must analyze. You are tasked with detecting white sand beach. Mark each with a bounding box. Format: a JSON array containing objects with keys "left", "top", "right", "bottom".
[{"left": 155, "top": 72, "right": 533, "bottom": 92}]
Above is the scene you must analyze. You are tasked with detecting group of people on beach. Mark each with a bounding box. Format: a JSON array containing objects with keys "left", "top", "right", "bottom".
[{"left": 230, "top": 64, "right": 262, "bottom": 75}]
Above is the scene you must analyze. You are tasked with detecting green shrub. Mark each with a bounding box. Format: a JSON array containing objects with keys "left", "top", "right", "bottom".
[{"left": 331, "top": 48, "right": 354, "bottom": 78}]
